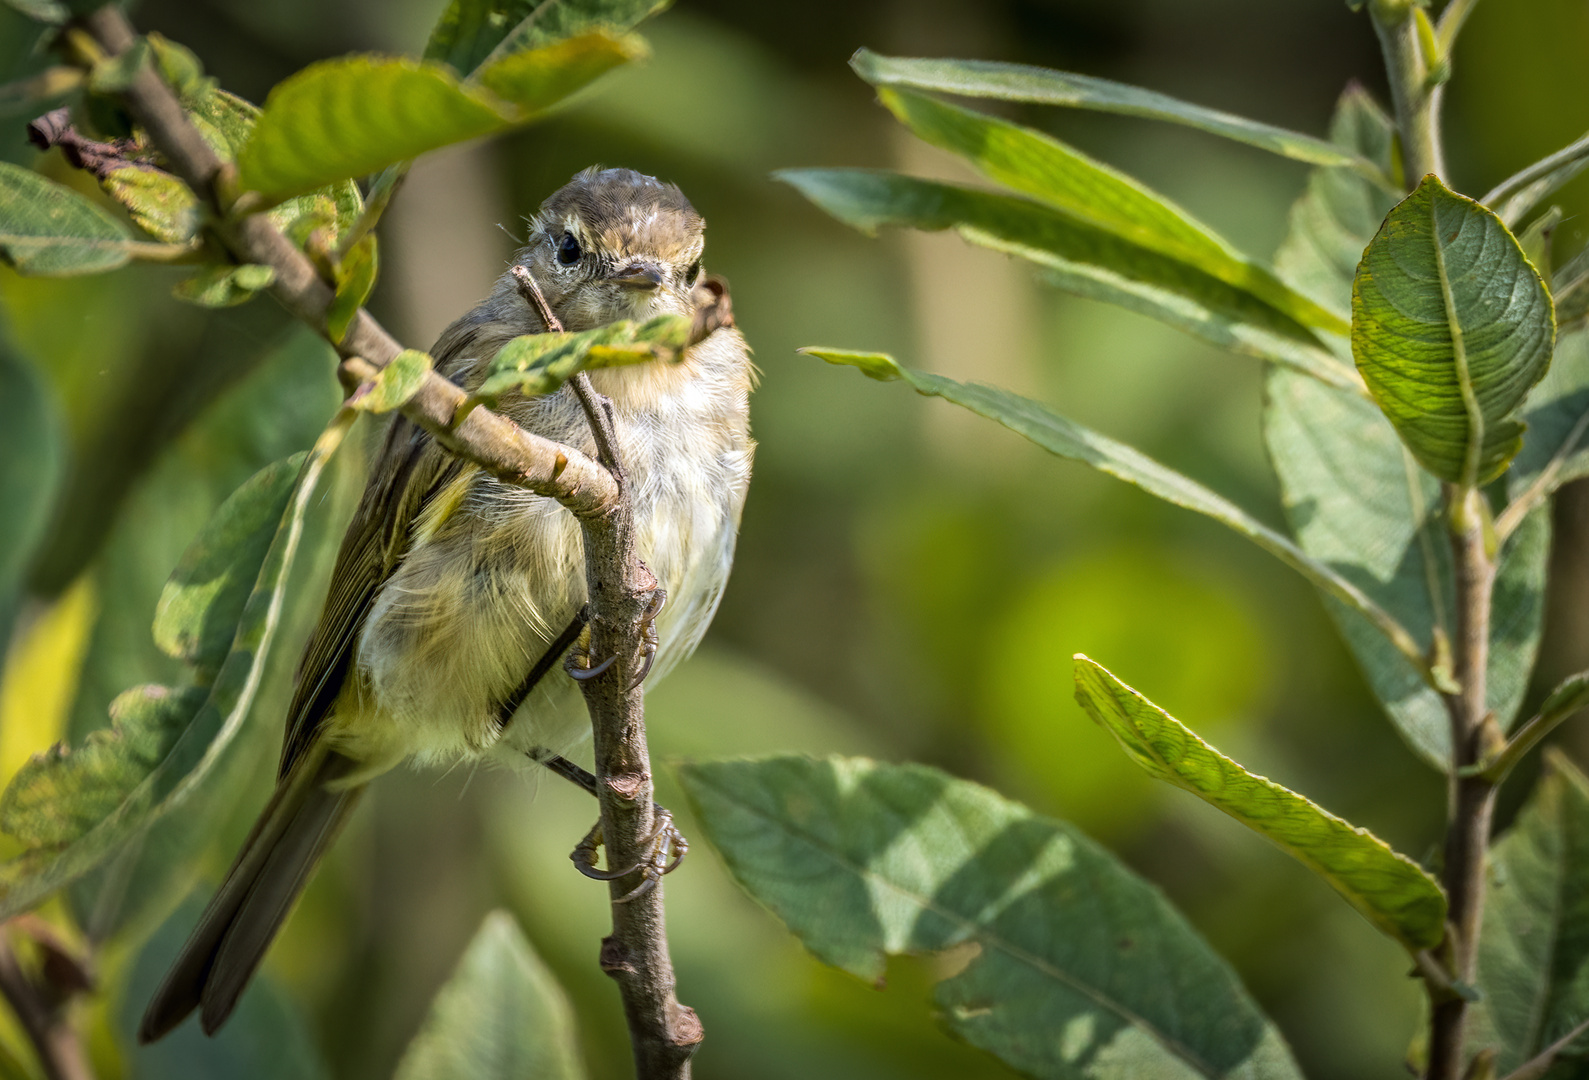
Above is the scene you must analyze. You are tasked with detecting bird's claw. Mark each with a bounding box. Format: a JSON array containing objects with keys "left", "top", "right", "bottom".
[
  {"left": 628, "top": 588, "right": 666, "bottom": 691},
  {"left": 569, "top": 806, "right": 688, "bottom": 902}
]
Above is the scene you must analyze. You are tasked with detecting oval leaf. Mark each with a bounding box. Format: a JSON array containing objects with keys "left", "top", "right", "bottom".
[
  {"left": 393, "top": 911, "right": 586, "bottom": 1080},
  {"left": 473, "top": 31, "right": 645, "bottom": 113},
  {"left": 472, "top": 314, "right": 691, "bottom": 407},
  {"left": 1466, "top": 750, "right": 1589, "bottom": 1070},
  {"left": 100, "top": 166, "right": 200, "bottom": 244},
  {"left": 352, "top": 348, "right": 432, "bottom": 414},
  {"left": 680, "top": 755, "right": 1303, "bottom": 1080},
  {"left": 1073, "top": 656, "right": 1447, "bottom": 951},
  {"left": 1352, "top": 174, "right": 1555, "bottom": 487},
  {"left": 236, "top": 57, "right": 515, "bottom": 202},
  {"left": 424, "top": 0, "right": 669, "bottom": 76},
  {"left": 874, "top": 87, "right": 1349, "bottom": 338},
  {"left": 851, "top": 49, "right": 1387, "bottom": 179},
  {"left": 0, "top": 161, "right": 133, "bottom": 275}
]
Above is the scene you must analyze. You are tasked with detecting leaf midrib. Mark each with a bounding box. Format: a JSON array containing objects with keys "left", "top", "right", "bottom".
[
  {"left": 1430, "top": 199, "right": 1485, "bottom": 488},
  {"left": 698, "top": 774, "right": 1246, "bottom": 1079}
]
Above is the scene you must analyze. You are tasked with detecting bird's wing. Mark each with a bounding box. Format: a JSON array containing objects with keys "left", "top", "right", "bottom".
[{"left": 276, "top": 323, "right": 490, "bottom": 779}]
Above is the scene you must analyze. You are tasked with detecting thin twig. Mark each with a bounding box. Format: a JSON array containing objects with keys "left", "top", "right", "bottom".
[
  {"left": 1435, "top": 0, "right": 1483, "bottom": 53},
  {"left": 82, "top": 8, "right": 698, "bottom": 1075},
  {"left": 1496, "top": 408, "right": 1589, "bottom": 541},
  {"left": 1370, "top": 1, "right": 1446, "bottom": 185}
]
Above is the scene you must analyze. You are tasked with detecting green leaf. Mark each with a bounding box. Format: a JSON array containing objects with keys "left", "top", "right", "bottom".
[
  {"left": 680, "top": 755, "right": 1303, "bottom": 1080},
  {"left": 777, "top": 169, "right": 1358, "bottom": 391},
  {"left": 236, "top": 58, "right": 515, "bottom": 202},
  {"left": 874, "top": 87, "right": 1349, "bottom": 337},
  {"left": 424, "top": 0, "right": 669, "bottom": 76},
  {"left": 0, "top": 414, "right": 352, "bottom": 921},
  {"left": 171, "top": 263, "right": 276, "bottom": 308},
  {"left": 99, "top": 167, "right": 201, "bottom": 245},
  {"left": 850, "top": 49, "right": 1389, "bottom": 181},
  {"left": 1482, "top": 130, "right": 1589, "bottom": 229},
  {"left": 1352, "top": 174, "right": 1556, "bottom": 487},
  {"left": 1508, "top": 326, "right": 1589, "bottom": 502},
  {"left": 472, "top": 314, "right": 691, "bottom": 407},
  {"left": 151, "top": 456, "right": 300, "bottom": 677},
  {"left": 0, "top": 0, "right": 66, "bottom": 24},
  {"left": 352, "top": 349, "right": 432, "bottom": 414},
  {"left": 0, "top": 339, "right": 63, "bottom": 608},
  {"left": 327, "top": 233, "right": 378, "bottom": 345},
  {"left": 474, "top": 31, "right": 646, "bottom": 113},
  {"left": 1467, "top": 750, "right": 1589, "bottom": 1071},
  {"left": 86, "top": 36, "right": 149, "bottom": 94},
  {"left": 393, "top": 911, "right": 586, "bottom": 1080},
  {"left": 0, "top": 162, "right": 135, "bottom": 276},
  {"left": 806, "top": 348, "right": 1432, "bottom": 682},
  {"left": 146, "top": 32, "right": 212, "bottom": 104},
  {"left": 1072, "top": 656, "right": 1447, "bottom": 951},
  {"left": 1265, "top": 366, "right": 1550, "bottom": 768}
]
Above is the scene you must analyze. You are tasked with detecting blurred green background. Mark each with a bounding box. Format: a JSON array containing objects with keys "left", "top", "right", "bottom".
[{"left": 3, "top": 0, "right": 1589, "bottom": 1078}]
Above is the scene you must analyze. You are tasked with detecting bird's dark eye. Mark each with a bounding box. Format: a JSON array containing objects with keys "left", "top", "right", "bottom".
[
  {"left": 684, "top": 259, "right": 701, "bottom": 286},
  {"left": 557, "top": 232, "right": 582, "bottom": 266}
]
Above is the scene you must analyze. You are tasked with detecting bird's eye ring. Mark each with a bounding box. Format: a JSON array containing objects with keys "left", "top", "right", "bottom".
[
  {"left": 684, "top": 259, "right": 701, "bottom": 286},
  {"left": 556, "top": 232, "right": 582, "bottom": 267}
]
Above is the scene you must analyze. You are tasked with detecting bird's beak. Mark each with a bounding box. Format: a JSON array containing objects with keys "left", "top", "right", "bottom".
[{"left": 609, "top": 262, "right": 664, "bottom": 290}]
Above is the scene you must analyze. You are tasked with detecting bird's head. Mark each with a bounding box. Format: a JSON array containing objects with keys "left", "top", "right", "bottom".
[{"left": 518, "top": 166, "right": 706, "bottom": 330}]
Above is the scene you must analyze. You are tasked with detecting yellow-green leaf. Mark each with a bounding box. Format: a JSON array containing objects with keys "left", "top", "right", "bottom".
[
  {"left": 327, "top": 234, "right": 378, "bottom": 345},
  {"left": 353, "top": 349, "right": 432, "bottom": 414},
  {"left": 0, "top": 162, "right": 134, "bottom": 276}
]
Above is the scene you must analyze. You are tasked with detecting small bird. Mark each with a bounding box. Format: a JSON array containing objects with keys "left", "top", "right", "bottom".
[{"left": 139, "top": 167, "right": 755, "bottom": 1041}]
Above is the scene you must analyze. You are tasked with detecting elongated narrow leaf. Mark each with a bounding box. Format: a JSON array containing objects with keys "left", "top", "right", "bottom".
[
  {"left": 1073, "top": 656, "right": 1446, "bottom": 950},
  {"left": 1482, "top": 130, "right": 1589, "bottom": 229},
  {"left": 875, "top": 87, "right": 1349, "bottom": 337},
  {"left": 805, "top": 348, "right": 1430, "bottom": 680},
  {"left": 151, "top": 457, "right": 301, "bottom": 677},
  {"left": 1466, "top": 751, "right": 1589, "bottom": 1070},
  {"left": 681, "top": 755, "right": 1303, "bottom": 1080},
  {"left": 424, "top": 0, "right": 669, "bottom": 76},
  {"left": 0, "top": 162, "right": 134, "bottom": 275},
  {"left": 327, "top": 234, "right": 378, "bottom": 345},
  {"left": 237, "top": 59, "right": 514, "bottom": 202},
  {"left": 1266, "top": 88, "right": 1549, "bottom": 768},
  {"left": 851, "top": 49, "right": 1386, "bottom": 179},
  {"left": 393, "top": 911, "right": 586, "bottom": 1080},
  {"left": 0, "top": 415, "right": 351, "bottom": 920},
  {"left": 473, "top": 32, "right": 644, "bottom": 113},
  {"left": 778, "top": 169, "right": 1358, "bottom": 390},
  {"left": 1353, "top": 175, "right": 1555, "bottom": 487}
]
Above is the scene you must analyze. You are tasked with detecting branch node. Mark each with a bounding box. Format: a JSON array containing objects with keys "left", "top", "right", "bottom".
[
  {"left": 606, "top": 772, "right": 647, "bottom": 801},
  {"left": 599, "top": 936, "right": 636, "bottom": 975},
  {"left": 668, "top": 1005, "right": 705, "bottom": 1046}
]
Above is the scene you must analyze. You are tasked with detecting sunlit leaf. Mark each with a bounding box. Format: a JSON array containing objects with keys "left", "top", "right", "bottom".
[
  {"left": 472, "top": 313, "right": 692, "bottom": 406},
  {"left": 236, "top": 58, "right": 514, "bottom": 202},
  {"left": 1353, "top": 175, "right": 1555, "bottom": 487},
  {"left": 424, "top": 0, "right": 668, "bottom": 76},
  {"left": 0, "top": 414, "right": 351, "bottom": 921},
  {"left": 100, "top": 167, "right": 201, "bottom": 245},
  {"left": 805, "top": 348, "right": 1430, "bottom": 680},
  {"left": 352, "top": 349, "right": 432, "bottom": 414},
  {"left": 0, "top": 162, "right": 134, "bottom": 276},
  {"left": 327, "top": 233, "right": 378, "bottom": 345},
  {"left": 151, "top": 456, "right": 300, "bottom": 676},
  {"left": 681, "top": 755, "right": 1303, "bottom": 1080},
  {"left": 851, "top": 49, "right": 1388, "bottom": 180},
  {"left": 778, "top": 169, "right": 1358, "bottom": 390},
  {"left": 874, "top": 87, "right": 1349, "bottom": 337},
  {"left": 474, "top": 32, "right": 645, "bottom": 113},
  {"left": 171, "top": 264, "right": 276, "bottom": 309},
  {"left": 1072, "top": 656, "right": 1447, "bottom": 951},
  {"left": 393, "top": 911, "right": 586, "bottom": 1080},
  {"left": 1466, "top": 751, "right": 1589, "bottom": 1071}
]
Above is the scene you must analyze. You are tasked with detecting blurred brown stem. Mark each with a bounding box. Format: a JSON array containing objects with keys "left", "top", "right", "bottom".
[
  {"left": 0, "top": 922, "right": 94, "bottom": 1080},
  {"left": 81, "top": 6, "right": 698, "bottom": 1075}
]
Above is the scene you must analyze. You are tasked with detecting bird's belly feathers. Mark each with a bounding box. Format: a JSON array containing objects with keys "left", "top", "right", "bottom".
[{"left": 334, "top": 384, "right": 751, "bottom": 773}]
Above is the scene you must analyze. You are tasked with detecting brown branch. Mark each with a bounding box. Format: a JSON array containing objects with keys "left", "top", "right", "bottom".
[
  {"left": 1425, "top": 486, "right": 1501, "bottom": 1080},
  {"left": 81, "top": 6, "right": 696, "bottom": 1075},
  {"left": 0, "top": 920, "right": 95, "bottom": 1080}
]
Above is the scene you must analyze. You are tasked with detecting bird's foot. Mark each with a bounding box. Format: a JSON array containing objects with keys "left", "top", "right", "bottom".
[
  {"left": 570, "top": 806, "right": 688, "bottom": 903},
  {"left": 629, "top": 587, "right": 666, "bottom": 691}
]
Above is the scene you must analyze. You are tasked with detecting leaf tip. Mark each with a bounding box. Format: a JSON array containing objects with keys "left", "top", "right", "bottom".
[{"left": 797, "top": 347, "right": 902, "bottom": 381}]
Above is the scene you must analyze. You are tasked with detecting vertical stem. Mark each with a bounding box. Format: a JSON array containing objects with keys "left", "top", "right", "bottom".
[
  {"left": 1426, "top": 487, "right": 1499, "bottom": 1080},
  {"left": 1371, "top": 0, "right": 1447, "bottom": 185}
]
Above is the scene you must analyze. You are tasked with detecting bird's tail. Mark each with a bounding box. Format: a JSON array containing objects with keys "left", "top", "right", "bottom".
[{"left": 139, "top": 748, "right": 364, "bottom": 1042}]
